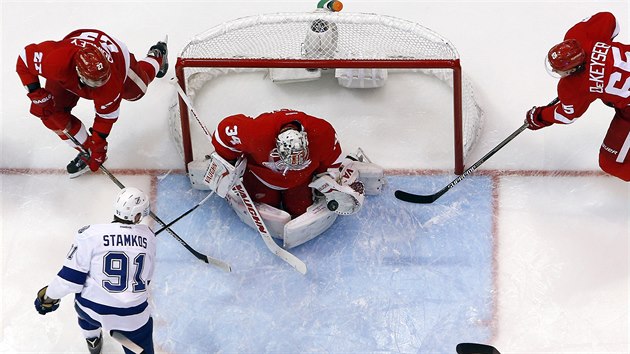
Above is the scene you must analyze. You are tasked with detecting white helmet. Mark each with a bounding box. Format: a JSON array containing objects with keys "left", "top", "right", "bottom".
[
  {"left": 275, "top": 124, "right": 310, "bottom": 170},
  {"left": 114, "top": 187, "right": 150, "bottom": 223}
]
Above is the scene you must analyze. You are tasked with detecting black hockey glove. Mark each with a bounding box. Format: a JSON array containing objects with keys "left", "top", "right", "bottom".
[{"left": 34, "top": 286, "right": 60, "bottom": 315}]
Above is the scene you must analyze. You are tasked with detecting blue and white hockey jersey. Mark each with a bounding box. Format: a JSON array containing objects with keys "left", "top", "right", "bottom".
[{"left": 46, "top": 222, "right": 157, "bottom": 332}]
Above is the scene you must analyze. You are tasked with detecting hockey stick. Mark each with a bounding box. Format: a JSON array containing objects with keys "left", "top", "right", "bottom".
[
  {"left": 61, "top": 130, "right": 232, "bottom": 272},
  {"left": 174, "top": 79, "right": 308, "bottom": 274},
  {"left": 111, "top": 332, "right": 144, "bottom": 354},
  {"left": 232, "top": 182, "right": 307, "bottom": 274},
  {"left": 456, "top": 343, "right": 501, "bottom": 354},
  {"left": 394, "top": 123, "right": 528, "bottom": 203},
  {"left": 154, "top": 191, "right": 214, "bottom": 235},
  {"left": 395, "top": 97, "right": 559, "bottom": 204}
]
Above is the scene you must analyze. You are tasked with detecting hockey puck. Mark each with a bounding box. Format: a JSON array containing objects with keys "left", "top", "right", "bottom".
[{"left": 327, "top": 200, "right": 338, "bottom": 211}]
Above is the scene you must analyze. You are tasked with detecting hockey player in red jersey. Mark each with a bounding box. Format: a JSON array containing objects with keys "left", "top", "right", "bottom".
[
  {"left": 525, "top": 12, "right": 630, "bottom": 181},
  {"left": 16, "top": 29, "right": 168, "bottom": 177},
  {"left": 196, "top": 109, "right": 385, "bottom": 248},
  {"left": 211, "top": 109, "right": 358, "bottom": 216}
]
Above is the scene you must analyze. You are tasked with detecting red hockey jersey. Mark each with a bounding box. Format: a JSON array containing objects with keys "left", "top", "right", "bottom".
[
  {"left": 540, "top": 12, "right": 628, "bottom": 124},
  {"left": 212, "top": 110, "right": 343, "bottom": 190},
  {"left": 16, "top": 29, "right": 131, "bottom": 125}
]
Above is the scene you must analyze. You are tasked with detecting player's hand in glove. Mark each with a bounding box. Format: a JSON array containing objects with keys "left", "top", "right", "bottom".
[
  {"left": 27, "top": 88, "right": 55, "bottom": 118},
  {"left": 34, "top": 286, "right": 60, "bottom": 315},
  {"left": 525, "top": 106, "right": 553, "bottom": 130},
  {"left": 84, "top": 131, "right": 108, "bottom": 172}
]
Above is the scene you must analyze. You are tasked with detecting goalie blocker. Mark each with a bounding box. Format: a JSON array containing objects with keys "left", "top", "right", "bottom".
[
  {"left": 187, "top": 148, "right": 385, "bottom": 248},
  {"left": 195, "top": 152, "right": 246, "bottom": 198}
]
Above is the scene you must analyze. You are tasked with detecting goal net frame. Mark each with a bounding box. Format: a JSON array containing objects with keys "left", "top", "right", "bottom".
[{"left": 173, "top": 11, "right": 482, "bottom": 175}]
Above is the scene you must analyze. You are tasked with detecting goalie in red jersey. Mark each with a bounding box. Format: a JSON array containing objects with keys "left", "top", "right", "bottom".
[
  {"left": 16, "top": 29, "right": 168, "bottom": 177},
  {"left": 525, "top": 12, "right": 630, "bottom": 181},
  {"left": 190, "top": 109, "right": 385, "bottom": 248}
]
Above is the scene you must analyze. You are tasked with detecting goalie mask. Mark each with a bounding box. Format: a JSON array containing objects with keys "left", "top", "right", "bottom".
[{"left": 273, "top": 122, "right": 311, "bottom": 173}]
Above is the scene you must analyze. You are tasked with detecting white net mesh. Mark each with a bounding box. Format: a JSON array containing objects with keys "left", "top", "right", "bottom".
[
  {"left": 169, "top": 11, "right": 483, "bottom": 171},
  {"left": 181, "top": 11, "right": 459, "bottom": 60}
]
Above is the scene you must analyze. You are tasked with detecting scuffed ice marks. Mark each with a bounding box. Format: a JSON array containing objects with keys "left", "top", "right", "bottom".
[{"left": 151, "top": 174, "right": 495, "bottom": 352}]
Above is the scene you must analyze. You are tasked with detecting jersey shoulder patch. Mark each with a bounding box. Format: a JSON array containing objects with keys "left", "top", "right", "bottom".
[{"left": 77, "top": 225, "right": 90, "bottom": 234}]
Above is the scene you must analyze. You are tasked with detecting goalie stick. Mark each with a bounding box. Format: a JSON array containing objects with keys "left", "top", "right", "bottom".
[
  {"left": 395, "top": 97, "right": 559, "bottom": 204},
  {"left": 174, "top": 79, "right": 308, "bottom": 274},
  {"left": 61, "top": 130, "right": 232, "bottom": 273},
  {"left": 232, "top": 182, "right": 307, "bottom": 274}
]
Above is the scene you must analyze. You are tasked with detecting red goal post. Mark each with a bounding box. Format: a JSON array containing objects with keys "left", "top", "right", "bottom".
[{"left": 172, "top": 11, "right": 483, "bottom": 174}]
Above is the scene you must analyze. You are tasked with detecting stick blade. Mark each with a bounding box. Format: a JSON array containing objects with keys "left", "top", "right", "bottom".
[
  {"left": 195, "top": 251, "right": 232, "bottom": 272},
  {"left": 271, "top": 243, "right": 308, "bottom": 274},
  {"left": 207, "top": 256, "right": 233, "bottom": 273},
  {"left": 394, "top": 190, "right": 439, "bottom": 204},
  {"left": 287, "top": 256, "right": 307, "bottom": 275},
  {"left": 456, "top": 343, "right": 501, "bottom": 354}
]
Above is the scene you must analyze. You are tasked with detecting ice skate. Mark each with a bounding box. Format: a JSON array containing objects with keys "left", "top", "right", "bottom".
[
  {"left": 66, "top": 152, "right": 89, "bottom": 178},
  {"left": 86, "top": 333, "right": 103, "bottom": 354},
  {"left": 147, "top": 38, "right": 168, "bottom": 78}
]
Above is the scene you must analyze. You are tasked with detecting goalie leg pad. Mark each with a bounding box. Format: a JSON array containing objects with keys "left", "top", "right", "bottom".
[
  {"left": 226, "top": 190, "right": 291, "bottom": 238},
  {"left": 283, "top": 197, "right": 338, "bottom": 249},
  {"left": 188, "top": 156, "right": 212, "bottom": 191}
]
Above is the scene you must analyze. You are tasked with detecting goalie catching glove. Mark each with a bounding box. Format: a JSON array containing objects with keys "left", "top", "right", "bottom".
[
  {"left": 203, "top": 152, "right": 247, "bottom": 198},
  {"left": 34, "top": 286, "right": 60, "bottom": 315},
  {"left": 309, "top": 164, "right": 365, "bottom": 215}
]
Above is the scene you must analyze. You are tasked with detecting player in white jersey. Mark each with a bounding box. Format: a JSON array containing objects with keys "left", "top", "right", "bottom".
[{"left": 34, "top": 187, "right": 156, "bottom": 354}]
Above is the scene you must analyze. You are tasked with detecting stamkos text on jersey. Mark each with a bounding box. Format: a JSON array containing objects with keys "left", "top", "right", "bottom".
[
  {"left": 103, "top": 234, "right": 148, "bottom": 248},
  {"left": 590, "top": 42, "right": 610, "bottom": 93}
]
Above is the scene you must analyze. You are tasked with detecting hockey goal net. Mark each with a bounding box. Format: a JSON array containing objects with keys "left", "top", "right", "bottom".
[{"left": 170, "top": 11, "right": 483, "bottom": 174}]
